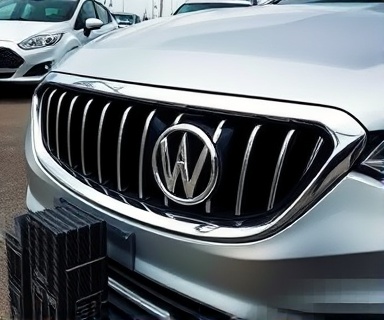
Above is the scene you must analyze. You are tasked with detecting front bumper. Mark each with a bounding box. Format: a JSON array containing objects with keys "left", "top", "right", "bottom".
[
  {"left": 0, "top": 41, "right": 62, "bottom": 84},
  {"left": 25, "top": 112, "right": 384, "bottom": 319}
]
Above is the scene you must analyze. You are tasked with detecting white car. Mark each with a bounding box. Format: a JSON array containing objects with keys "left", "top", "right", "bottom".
[
  {"left": 0, "top": 0, "right": 118, "bottom": 83},
  {"left": 173, "top": 0, "right": 253, "bottom": 15}
]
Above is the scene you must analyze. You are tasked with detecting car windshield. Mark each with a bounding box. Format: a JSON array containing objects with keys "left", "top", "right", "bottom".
[
  {"left": 114, "top": 14, "right": 134, "bottom": 24},
  {"left": 0, "top": 0, "right": 78, "bottom": 22},
  {"left": 174, "top": 2, "right": 251, "bottom": 14}
]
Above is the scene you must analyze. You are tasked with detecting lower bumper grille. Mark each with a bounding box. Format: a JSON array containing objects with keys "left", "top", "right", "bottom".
[
  {"left": 108, "top": 259, "right": 237, "bottom": 320},
  {"left": 0, "top": 47, "right": 24, "bottom": 68}
]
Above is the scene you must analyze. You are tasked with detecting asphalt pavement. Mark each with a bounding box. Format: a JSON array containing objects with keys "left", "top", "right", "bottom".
[{"left": 0, "top": 84, "right": 35, "bottom": 318}]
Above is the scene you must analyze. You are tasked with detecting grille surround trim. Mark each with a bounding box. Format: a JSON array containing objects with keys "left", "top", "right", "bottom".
[{"left": 31, "top": 72, "right": 366, "bottom": 242}]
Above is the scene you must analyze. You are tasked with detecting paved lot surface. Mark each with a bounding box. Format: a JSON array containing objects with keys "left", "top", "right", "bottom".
[{"left": 0, "top": 84, "right": 35, "bottom": 318}]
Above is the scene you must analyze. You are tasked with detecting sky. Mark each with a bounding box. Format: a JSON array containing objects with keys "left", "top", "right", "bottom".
[{"left": 100, "top": 0, "right": 186, "bottom": 19}]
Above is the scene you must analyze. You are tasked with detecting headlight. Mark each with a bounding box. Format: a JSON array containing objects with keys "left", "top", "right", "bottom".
[
  {"left": 18, "top": 33, "right": 63, "bottom": 50},
  {"left": 357, "top": 131, "right": 384, "bottom": 181}
]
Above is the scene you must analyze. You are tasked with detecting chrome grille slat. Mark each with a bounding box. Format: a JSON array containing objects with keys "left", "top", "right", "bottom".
[
  {"left": 55, "top": 92, "right": 67, "bottom": 160},
  {"left": 38, "top": 88, "right": 50, "bottom": 126},
  {"left": 205, "top": 201, "right": 211, "bottom": 214},
  {"left": 205, "top": 120, "right": 226, "bottom": 214},
  {"left": 303, "top": 137, "right": 324, "bottom": 177},
  {"left": 81, "top": 99, "right": 93, "bottom": 176},
  {"left": 119, "top": 194, "right": 129, "bottom": 204},
  {"left": 100, "top": 185, "right": 109, "bottom": 195},
  {"left": 97, "top": 103, "right": 111, "bottom": 184},
  {"left": 173, "top": 113, "right": 184, "bottom": 125},
  {"left": 139, "top": 110, "right": 156, "bottom": 199},
  {"left": 267, "top": 129, "right": 295, "bottom": 210},
  {"left": 45, "top": 89, "right": 57, "bottom": 149},
  {"left": 117, "top": 107, "right": 132, "bottom": 192},
  {"left": 67, "top": 96, "right": 79, "bottom": 168},
  {"left": 235, "top": 125, "right": 262, "bottom": 216}
]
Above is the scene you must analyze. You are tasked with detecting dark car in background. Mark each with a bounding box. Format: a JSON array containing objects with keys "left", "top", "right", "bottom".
[
  {"left": 113, "top": 12, "right": 141, "bottom": 27},
  {"left": 173, "top": 0, "right": 252, "bottom": 14}
]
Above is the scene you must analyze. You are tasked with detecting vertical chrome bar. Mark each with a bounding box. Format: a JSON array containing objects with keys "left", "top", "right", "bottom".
[
  {"left": 81, "top": 99, "right": 93, "bottom": 176},
  {"left": 212, "top": 120, "right": 225, "bottom": 143},
  {"left": 268, "top": 129, "right": 295, "bottom": 210},
  {"left": 67, "top": 96, "right": 79, "bottom": 168},
  {"left": 164, "top": 113, "right": 184, "bottom": 206},
  {"left": 173, "top": 113, "right": 184, "bottom": 125},
  {"left": 139, "top": 110, "right": 156, "bottom": 199},
  {"left": 38, "top": 88, "right": 50, "bottom": 128},
  {"left": 205, "top": 120, "right": 226, "bottom": 213},
  {"left": 97, "top": 103, "right": 111, "bottom": 184},
  {"left": 117, "top": 107, "right": 132, "bottom": 191},
  {"left": 83, "top": 176, "right": 92, "bottom": 187},
  {"left": 100, "top": 185, "right": 109, "bottom": 195},
  {"left": 55, "top": 92, "right": 67, "bottom": 160},
  {"left": 235, "top": 125, "right": 262, "bottom": 216},
  {"left": 302, "top": 137, "right": 324, "bottom": 177},
  {"left": 45, "top": 89, "right": 57, "bottom": 149},
  {"left": 119, "top": 194, "right": 129, "bottom": 204},
  {"left": 205, "top": 201, "right": 211, "bottom": 213}
]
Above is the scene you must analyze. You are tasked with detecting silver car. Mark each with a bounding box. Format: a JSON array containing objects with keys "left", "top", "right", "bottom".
[
  {"left": 0, "top": 0, "right": 118, "bottom": 83},
  {"left": 25, "top": 0, "right": 384, "bottom": 319}
]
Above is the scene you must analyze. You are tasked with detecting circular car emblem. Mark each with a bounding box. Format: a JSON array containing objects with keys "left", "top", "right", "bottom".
[{"left": 152, "top": 124, "right": 218, "bottom": 206}]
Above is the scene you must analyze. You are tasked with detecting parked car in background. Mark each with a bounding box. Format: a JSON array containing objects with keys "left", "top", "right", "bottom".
[
  {"left": 113, "top": 12, "right": 141, "bottom": 27},
  {"left": 173, "top": 0, "right": 252, "bottom": 15},
  {"left": 0, "top": 0, "right": 118, "bottom": 83}
]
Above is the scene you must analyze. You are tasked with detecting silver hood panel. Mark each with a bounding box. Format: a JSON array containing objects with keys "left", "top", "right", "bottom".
[{"left": 54, "top": 3, "right": 384, "bottom": 131}]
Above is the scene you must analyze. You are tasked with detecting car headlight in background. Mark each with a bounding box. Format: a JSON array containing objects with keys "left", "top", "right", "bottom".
[
  {"left": 18, "top": 33, "right": 63, "bottom": 50},
  {"left": 357, "top": 131, "right": 384, "bottom": 182}
]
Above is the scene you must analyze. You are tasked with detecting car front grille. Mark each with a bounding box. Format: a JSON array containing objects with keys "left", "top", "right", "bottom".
[
  {"left": 0, "top": 48, "right": 24, "bottom": 69},
  {"left": 37, "top": 84, "right": 334, "bottom": 227}
]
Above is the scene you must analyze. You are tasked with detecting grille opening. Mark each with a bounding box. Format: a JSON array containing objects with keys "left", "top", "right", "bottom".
[
  {"left": 24, "top": 61, "right": 52, "bottom": 77},
  {"left": 37, "top": 84, "right": 335, "bottom": 227},
  {"left": 0, "top": 72, "right": 14, "bottom": 79},
  {"left": 0, "top": 47, "right": 24, "bottom": 68}
]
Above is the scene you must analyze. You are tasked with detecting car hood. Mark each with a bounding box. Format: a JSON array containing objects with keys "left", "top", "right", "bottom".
[
  {"left": 54, "top": 3, "right": 384, "bottom": 131},
  {"left": 0, "top": 21, "right": 69, "bottom": 42}
]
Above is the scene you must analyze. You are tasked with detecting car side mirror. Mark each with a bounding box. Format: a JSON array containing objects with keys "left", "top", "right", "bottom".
[{"left": 84, "top": 18, "right": 103, "bottom": 37}]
